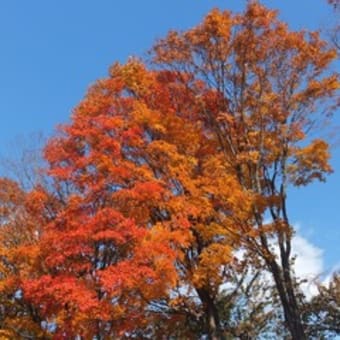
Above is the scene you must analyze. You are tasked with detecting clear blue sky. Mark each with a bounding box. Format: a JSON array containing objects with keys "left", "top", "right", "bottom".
[{"left": 0, "top": 1, "right": 338, "bottom": 272}]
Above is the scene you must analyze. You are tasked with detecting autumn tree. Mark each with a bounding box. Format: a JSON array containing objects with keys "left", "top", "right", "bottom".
[
  {"left": 0, "top": 178, "right": 48, "bottom": 339},
  {"left": 151, "top": 2, "right": 339, "bottom": 339},
  {"left": 19, "top": 55, "right": 259, "bottom": 338},
  {"left": 19, "top": 61, "right": 199, "bottom": 338}
]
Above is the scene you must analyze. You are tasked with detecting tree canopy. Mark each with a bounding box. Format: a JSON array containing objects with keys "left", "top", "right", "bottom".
[{"left": 0, "top": 2, "right": 339, "bottom": 339}]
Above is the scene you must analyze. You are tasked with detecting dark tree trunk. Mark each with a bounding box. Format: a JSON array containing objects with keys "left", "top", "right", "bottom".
[
  {"left": 196, "top": 288, "right": 225, "bottom": 340},
  {"left": 261, "top": 234, "right": 306, "bottom": 340}
]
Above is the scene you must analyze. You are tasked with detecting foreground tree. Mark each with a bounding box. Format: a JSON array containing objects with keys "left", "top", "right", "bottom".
[
  {"left": 20, "top": 61, "right": 199, "bottom": 338},
  {"left": 21, "top": 58, "right": 255, "bottom": 338}
]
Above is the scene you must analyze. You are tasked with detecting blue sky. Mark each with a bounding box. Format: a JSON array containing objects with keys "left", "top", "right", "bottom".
[{"left": 0, "top": 1, "right": 338, "bottom": 274}]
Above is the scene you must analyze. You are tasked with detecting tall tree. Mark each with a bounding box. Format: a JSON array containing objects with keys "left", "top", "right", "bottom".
[{"left": 151, "top": 2, "right": 339, "bottom": 339}]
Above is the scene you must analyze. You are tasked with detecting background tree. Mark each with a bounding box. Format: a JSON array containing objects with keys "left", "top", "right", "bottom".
[
  {"left": 327, "top": 0, "right": 340, "bottom": 52},
  {"left": 0, "top": 132, "right": 47, "bottom": 191},
  {"left": 0, "top": 178, "right": 48, "bottom": 339},
  {"left": 151, "top": 2, "right": 339, "bottom": 339},
  {"left": 302, "top": 272, "right": 340, "bottom": 339}
]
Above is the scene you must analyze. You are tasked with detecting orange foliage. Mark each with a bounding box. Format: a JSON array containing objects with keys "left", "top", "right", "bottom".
[
  {"left": 1, "top": 3, "right": 338, "bottom": 339},
  {"left": 151, "top": 3, "right": 338, "bottom": 338}
]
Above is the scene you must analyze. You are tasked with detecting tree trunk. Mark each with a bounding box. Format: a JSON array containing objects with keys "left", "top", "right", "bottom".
[
  {"left": 196, "top": 288, "right": 225, "bottom": 340},
  {"left": 264, "top": 244, "right": 306, "bottom": 340}
]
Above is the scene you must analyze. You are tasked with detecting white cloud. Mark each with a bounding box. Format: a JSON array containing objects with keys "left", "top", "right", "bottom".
[
  {"left": 243, "top": 225, "right": 326, "bottom": 299},
  {"left": 320, "top": 262, "right": 340, "bottom": 288},
  {"left": 224, "top": 226, "right": 331, "bottom": 300},
  {"left": 291, "top": 234, "right": 324, "bottom": 298}
]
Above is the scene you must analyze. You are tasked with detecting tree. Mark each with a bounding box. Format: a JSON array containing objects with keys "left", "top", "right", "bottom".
[
  {"left": 151, "top": 2, "right": 338, "bottom": 339},
  {"left": 328, "top": 0, "right": 340, "bottom": 9},
  {"left": 0, "top": 178, "right": 48, "bottom": 339},
  {"left": 0, "top": 132, "right": 47, "bottom": 191},
  {"left": 21, "top": 61, "right": 202, "bottom": 338},
  {"left": 327, "top": 0, "right": 340, "bottom": 52},
  {"left": 303, "top": 273, "right": 340, "bottom": 339},
  {"left": 216, "top": 263, "right": 283, "bottom": 339},
  {"left": 21, "top": 57, "right": 258, "bottom": 338}
]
